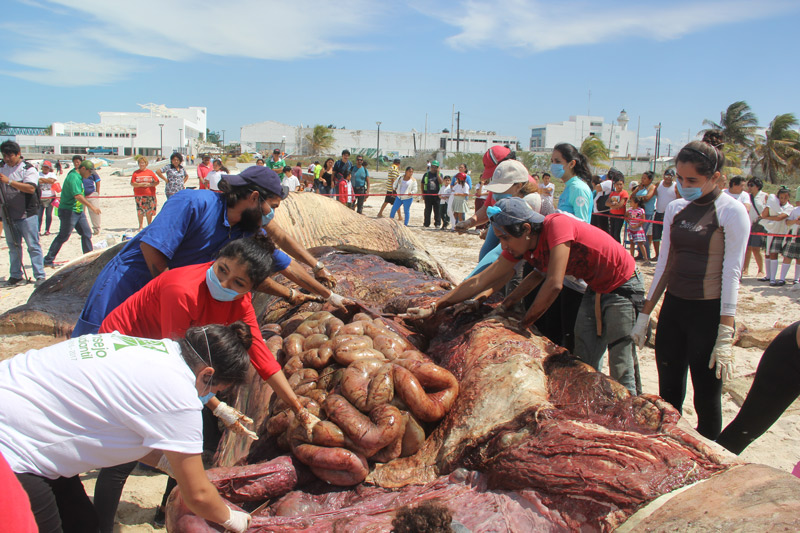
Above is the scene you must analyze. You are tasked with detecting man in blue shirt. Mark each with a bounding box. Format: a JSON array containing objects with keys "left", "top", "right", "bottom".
[
  {"left": 72, "top": 166, "right": 339, "bottom": 337},
  {"left": 350, "top": 155, "right": 370, "bottom": 214},
  {"left": 332, "top": 150, "right": 353, "bottom": 194}
]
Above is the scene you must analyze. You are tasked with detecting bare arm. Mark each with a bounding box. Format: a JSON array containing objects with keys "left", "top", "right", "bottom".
[
  {"left": 502, "top": 269, "right": 545, "bottom": 309},
  {"left": 277, "top": 262, "right": 332, "bottom": 298},
  {"left": 156, "top": 169, "right": 167, "bottom": 182},
  {"left": 75, "top": 194, "right": 101, "bottom": 214},
  {"left": 0, "top": 174, "right": 36, "bottom": 194},
  {"left": 163, "top": 451, "right": 232, "bottom": 526},
  {"left": 434, "top": 257, "right": 516, "bottom": 311},
  {"left": 266, "top": 371, "right": 304, "bottom": 413},
  {"left": 140, "top": 241, "right": 169, "bottom": 277}
]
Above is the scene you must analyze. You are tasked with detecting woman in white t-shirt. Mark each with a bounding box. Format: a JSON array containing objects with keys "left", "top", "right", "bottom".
[{"left": 0, "top": 324, "right": 255, "bottom": 533}]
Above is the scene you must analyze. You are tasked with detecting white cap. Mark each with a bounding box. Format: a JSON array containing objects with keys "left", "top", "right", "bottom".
[{"left": 485, "top": 160, "right": 530, "bottom": 194}]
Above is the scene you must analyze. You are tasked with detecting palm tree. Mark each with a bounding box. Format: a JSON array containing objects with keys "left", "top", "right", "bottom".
[
  {"left": 754, "top": 113, "right": 800, "bottom": 183},
  {"left": 580, "top": 136, "right": 609, "bottom": 169},
  {"left": 702, "top": 101, "right": 759, "bottom": 152},
  {"left": 305, "top": 125, "right": 335, "bottom": 155}
]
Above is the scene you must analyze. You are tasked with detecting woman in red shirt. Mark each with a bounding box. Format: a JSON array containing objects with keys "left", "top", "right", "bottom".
[
  {"left": 406, "top": 197, "right": 644, "bottom": 395},
  {"left": 94, "top": 233, "right": 318, "bottom": 532},
  {"left": 130, "top": 156, "right": 159, "bottom": 231}
]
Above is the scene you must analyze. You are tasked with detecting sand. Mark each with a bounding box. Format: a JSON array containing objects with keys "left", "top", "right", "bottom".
[{"left": 0, "top": 163, "right": 798, "bottom": 531}]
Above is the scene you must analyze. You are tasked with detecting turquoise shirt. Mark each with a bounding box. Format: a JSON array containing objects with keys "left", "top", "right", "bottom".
[{"left": 558, "top": 176, "right": 593, "bottom": 223}]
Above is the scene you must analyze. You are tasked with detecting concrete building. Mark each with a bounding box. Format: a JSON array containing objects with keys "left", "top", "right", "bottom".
[
  {"left": 11, "top": 104, "right": 207, "bottom": 157},
  {"left": 240, "top": 121, "right": 519, "bottom": 158},
  {"left": 529, "top": 110, "right": 638, "bottom": 157}
]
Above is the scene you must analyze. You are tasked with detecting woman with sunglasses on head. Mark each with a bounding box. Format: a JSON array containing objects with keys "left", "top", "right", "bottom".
[
  {"left": 631, "top": 131, "right": 750, "bottom": 440},
  {"left": 0, "top": 323, "right": 255, "bottom": 533},
  {"left": 406, "top": 196, "right": 644, "bottom": 395},
  {"left": 92, "top": 234, "right": 322, "bottom": 532}
]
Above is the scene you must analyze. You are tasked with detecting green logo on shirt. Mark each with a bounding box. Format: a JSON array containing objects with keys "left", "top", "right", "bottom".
[{"left": 113, "top": 335, "right": 169, "bottom": 354}]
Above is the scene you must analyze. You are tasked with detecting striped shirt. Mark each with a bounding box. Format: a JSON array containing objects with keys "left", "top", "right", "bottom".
[{"left": 387, "top": 164, "right": 400, "bottom": 192}]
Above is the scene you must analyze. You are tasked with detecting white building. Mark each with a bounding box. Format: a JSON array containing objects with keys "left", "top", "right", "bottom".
[
  {"left": 13, "top": 104, "right": 207, "bottom": 157},
  {"left": 529, "top": 111, "right": 638, "bottom": 157},
  {"left": 240, "top": 121, "right": 519, "bottom": 158}
]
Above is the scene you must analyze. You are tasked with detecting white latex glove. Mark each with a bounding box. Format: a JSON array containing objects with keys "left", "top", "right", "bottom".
[
  {"left": 328, "top": 292, "right": 348, "bottom": 308},
  {"left": 156, "top": 454, "right": 174, "bottom": 478},
  {"left": 631, "top": 314, "right": 651, "bottom": 349},
  {"left": 403, "top": 302, "right": 437, "bottom": 320},
  {"left": 222, "top": 508, "right": 252, "bottom": 533},
  {"left": 213, "top": 401, "right": 258, "bottom": 440},
  {"left": 295, "top": 407, "right": 321, "bottom": 441},
  {"left": 709, "top": 323, "right": 735, "bottom": 381}
]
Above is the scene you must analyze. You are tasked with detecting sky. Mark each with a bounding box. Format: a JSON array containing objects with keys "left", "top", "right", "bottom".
[{"left": 2, "top": 0, "right": 799, "bottom": 153}]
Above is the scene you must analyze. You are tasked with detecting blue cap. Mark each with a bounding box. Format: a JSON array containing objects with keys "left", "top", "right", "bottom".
[{"left": 223, "top": 165, "right": 288, "bottom": 199}]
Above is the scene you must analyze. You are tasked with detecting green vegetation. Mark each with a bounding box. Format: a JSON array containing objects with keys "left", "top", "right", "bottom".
[
  {"left": 754, "top": 113, "right": 800, "bottom": 184},
  {"left": 305, "top": 125, "right": 335, "bottom": 155},
  {"left": 580, "top": 137, "right": 610, "bottom": 170}
]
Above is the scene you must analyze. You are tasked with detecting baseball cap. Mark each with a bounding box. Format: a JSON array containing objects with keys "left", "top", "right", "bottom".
[
  {"left": 79, "top": 160, "right": 95, "bottom": 171},
  {"left": 481, "top": 145, "right": 512, "bottom": 180},
  {"left": 485, "top": 160, "right": 530, "bottom": 193},
  {"left": 489, "top": 197, "right": 545, "bottom": 227},
  {"left": 273, "top": 148, "right": 281, "bottom": 154},
  {"left": 630, "top": 180, "right": 639, "bottom": 188},
  {"left": 431, "top": 160, "right": 440, "bottom": 167},
  {"left": 664, "top": 168, "right": 675, "bottom": 176},
  {"left": 224, "top": 165, "right": 288, "bottom": 199},
  {"left": 42, "top": 160, "right": 53, "bottom": 168}
]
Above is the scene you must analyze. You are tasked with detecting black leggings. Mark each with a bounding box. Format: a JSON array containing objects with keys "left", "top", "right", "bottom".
[
  {"left": 655, "top": 293, "right": 723, "bottom": 440},
  {"left": 716, "top": 321, "right": 800, "bottom": 454},
  {"left": 16, "top": 474, "right": 98, "bottom": 533},
  {"left": 610, "top": 216, "right": 625, "bottom": 244}
]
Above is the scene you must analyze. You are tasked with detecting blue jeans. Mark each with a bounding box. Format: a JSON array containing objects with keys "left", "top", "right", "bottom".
[
  {"left": 45, "top": 209, "right": 93, "bottom": 263},
  {"left": 39, "top": 198, "right": 54, "bottom": 233},
  {"left": 4, "top": 216, "right": 46, "bottom": 280},
  {"left": 573, "top": 271, "right": 643, "bottom": 395},
  {"left": 390, "top": 197, "right": 412, "bottom": 226}
]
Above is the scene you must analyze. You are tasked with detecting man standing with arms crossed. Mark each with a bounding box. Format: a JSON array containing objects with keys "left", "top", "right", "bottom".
[
  {"left": 267, "top": 149, "right": 285, "bottom": 173},
  {"left": 44, "top": 160, "right": 101, "bottom": 266},
  {"left": 0, "top": 141, "right": 46, "bottom": 286},
  {"left": 421, "top": 159, "right": 443, "bottom": 227}
]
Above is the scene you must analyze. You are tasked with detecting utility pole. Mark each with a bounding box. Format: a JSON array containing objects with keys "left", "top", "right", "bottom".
[
  {"left": 653, "top": 123, "right": 662, "bottom": 172},
  {"left": 158, "top": 123, "right": 164, "bottom": 158},
  {"left": 451, "top": 104, "right": 455, "bottom": 155},
  {"left": 424, "top": 113, "right": 428, "bottom": 151},
  {"left": 375, "top": 121, "right": 381, "bottom": 171},
  {"left": 634, "top": 116, "right": 640, "bottom": 159},
  {"left": 456, "top": 111, "right": 460, "bottom": 153}
]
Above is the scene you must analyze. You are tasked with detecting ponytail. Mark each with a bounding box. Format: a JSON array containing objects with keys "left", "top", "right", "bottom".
[{"left": 554, "top": 143, "right": 592, "bottom": 186}]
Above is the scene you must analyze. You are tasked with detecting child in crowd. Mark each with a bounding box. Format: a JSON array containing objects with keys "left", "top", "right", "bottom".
[
  {"left": 626, "top": 195, "right": 650, "bottom": 265},
  {"left": 438, "top": 176, "right": 452, "bottom": 230},
  {"left": 282, "top": 166, "right": 300, "bottom": 192},
  {"left": 451, "top": 172, "right": 470, "bottom": 229},
  {"left": 777, "top": 203, "right": 800, "bottom": 286},
  {"left": 338, "top": 170, "right": 355, "bottom": 209}
]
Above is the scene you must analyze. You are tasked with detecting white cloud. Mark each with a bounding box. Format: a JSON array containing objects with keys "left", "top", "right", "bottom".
[
  {"left": 428, "top": 0, "right": 795, "bottom": 52},
  {"left": 3, "top": 0, "right": 381, "bottom": 85}
]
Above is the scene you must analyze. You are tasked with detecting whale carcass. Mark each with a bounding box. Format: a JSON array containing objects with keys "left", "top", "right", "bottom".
[{"left": 4, "top": 194, "right": 800, "bottom": 531}]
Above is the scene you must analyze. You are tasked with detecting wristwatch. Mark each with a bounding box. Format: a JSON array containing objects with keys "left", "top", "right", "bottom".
[{"left": 313, "top": 261, "right": 324, "bottom": 274}]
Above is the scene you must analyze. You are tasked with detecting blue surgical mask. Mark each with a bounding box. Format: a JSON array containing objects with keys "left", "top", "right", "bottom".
[
  {"left": 550, "top": 163, "right": 565, "bottom": 179},
  {"left": 199, "top": 392, "right": 215, "bottom": 405},
  {"left": 493, "top": 193, "right": 512, "bottom": 200},
  {"left": 206, "top": 265, "right": 241, "bottom": 302},
  {"left": 677, "top": 182, "right": 703, "bottom": 202},
  {"left": 261, "top": 208, "right": 275, "bottom": 227}
]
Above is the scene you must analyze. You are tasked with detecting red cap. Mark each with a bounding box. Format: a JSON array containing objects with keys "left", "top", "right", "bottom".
[
  {"left": 455, "top": 172, "right": 467, "bottom": 181},
  {"left": 42, "top": 160, "right": 53, "bottom": 168},
  {"left": 481, "top": 146, "right": 511, "bottom": 180}
]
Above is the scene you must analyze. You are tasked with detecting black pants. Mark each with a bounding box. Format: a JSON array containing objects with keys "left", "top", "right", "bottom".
[
  {"left": 610, "top": 216, "right": 625, "bottom": 244},
  {"left": 94, "top": 406, "right": 222, "bottom": 532},
  {"left": 716, "top": 321, "right": 800, "bottom": 454},
  {"left": 439, "top": 203, "right": 450, "bottom": 228},
  {"left": 655, "top": 293, "right": 722, "bottom": 439},
  {"left": 522, "top": 264, "right": 583, "bottom": 353},
  {"left": 591, "top": 211, "right": 610, "bottom": 234},
  {"left": 354, "top": 186, "right": 367, "bottom": 214},
  {"left": 423, "top": 196, "right": 440, "bottom": 227},
  {"left": 16, "top": 474, "right": 98, "bottom": 533}
]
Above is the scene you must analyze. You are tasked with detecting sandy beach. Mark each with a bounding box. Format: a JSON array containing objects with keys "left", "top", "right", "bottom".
[{"left": 1, "top": 161, "right": 798, "bottom": 531}]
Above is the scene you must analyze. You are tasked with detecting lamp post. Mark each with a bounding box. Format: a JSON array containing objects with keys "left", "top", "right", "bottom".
[
  {"left": 375, "top": 121, "right": 381, "bottom": 171},
  {"left": 653, "top": 123, "right": 662, "bottom": 172},
  {"left": 221, "top": 130, "right": 226, "bottom": 156},
  {"left": 158, "top": 123, "right": 164, "bottom": 158}
]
